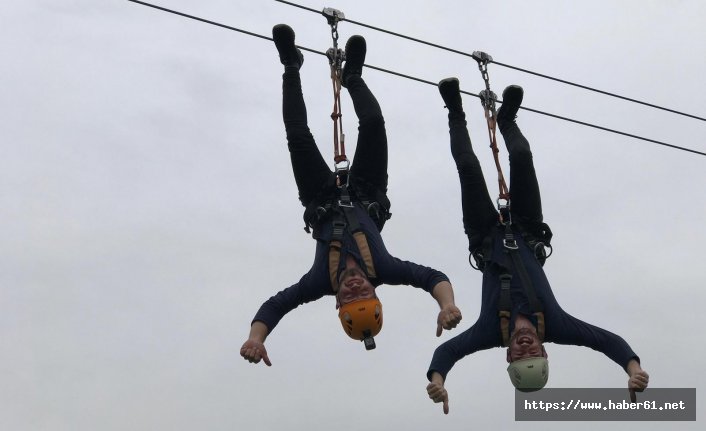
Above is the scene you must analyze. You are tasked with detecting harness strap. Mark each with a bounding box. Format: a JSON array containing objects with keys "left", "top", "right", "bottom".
[
  {"left": 353, "top": 231, "right": 376, "bottom": 278},
  {"left": 327, "top": 185, "right": 377, "bottom": 291},
  {"left": 498, "top": 273, "right": 513, "bottom": 346},
  {"left": 497, "top": 227, "right": 545, "bottom": 346},
  {"left": 499, "top": 311, "right": 512, "bottom": 347},
  {"left": 507, "top": 244, "right": 544, "bottom": 314},
  {"left": 329, "top": 239, "right": 343, "bottom": 292}
]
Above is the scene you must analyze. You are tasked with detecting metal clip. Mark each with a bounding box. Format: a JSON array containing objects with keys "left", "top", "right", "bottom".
[
  {"left": 337, "top": 199, "right": 354, "bottom": 208},
  {"left": 322, "top": 7, "right": 345, "bottom": 25},
  {"left": 479, "top": 89, "right": 497, "bottom": 111},
  {"left": 472, "top": 51, "right": 494, "bottom": 93},
  {"left": 471, "top": 51, "right": 493, "bottom": 65},
  {"left": 326, "top": 47, "right": 346, "bottom": 68},
  {"left": 497, "top": 197, "right": 510, "bottom": 213},
  {"left": 502, "top": 220, "right": 518, "bottom": 250},
  {"left": 335, "top": 159, "right": 350, "bottom": 188}
]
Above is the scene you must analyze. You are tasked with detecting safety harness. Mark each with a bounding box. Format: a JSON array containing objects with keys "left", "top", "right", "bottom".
[
  {"left": 470, "top": 51, "right": 553, "bottom": 346},
  {"left": 306, "top": 8, "right": 390, "bottom": 293}
]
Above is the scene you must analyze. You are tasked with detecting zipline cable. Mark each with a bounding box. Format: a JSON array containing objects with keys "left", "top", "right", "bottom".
[
  {"left": 273, "top": 0, "right": 706, "bottom": 123},
  {"left": 126, "top": 0, "right": 706, "bottom": 157}
]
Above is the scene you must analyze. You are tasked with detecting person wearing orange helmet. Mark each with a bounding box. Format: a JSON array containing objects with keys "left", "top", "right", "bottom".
[
  {"left": 425, "top": 78, "right": 649, "bottom": 414},
  {"left": 240, "top": 25, "right": 462, "bottom": 366}
]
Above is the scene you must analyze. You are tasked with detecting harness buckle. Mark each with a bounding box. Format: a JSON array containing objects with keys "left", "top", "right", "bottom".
[
  {"left": 497, "top": 197, "right": 512, "bottom": 226},
  {"left": 503, "top": 224, "right": 519, "bottom": 250},
  {"left": 332, "top": 220, "right": 347, "bottom": 238},
  {"left": 504, "top": 237, "right": 519, "bottom": 250},
  {"left": 335, "top": 159, "right": 350, "bottom": 188}
]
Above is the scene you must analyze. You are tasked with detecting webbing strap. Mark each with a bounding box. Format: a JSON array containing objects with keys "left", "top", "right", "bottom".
[
  {"left": 535, "top": 311, "right": 545, "bottom": 341},
  {"left": 498, "top": 273, "right": 513, "bottom": 346},
  {"left": 353, "top": 231, "right": 376, "bottom": 278},
  {"left": 327, "top": 185, "right": 377, "bottom": 291},
  {"left": 499, "top": 311, "right": 512, "bottom": 347},
  {"left": 329, "top": 239, "right": 343, "bottom": 292},
  {"left": 498, "top": 229, "right": 546, "bottom": 345},
  {"left": 507, "top": 247, "right": 544, "bottom": 314}
]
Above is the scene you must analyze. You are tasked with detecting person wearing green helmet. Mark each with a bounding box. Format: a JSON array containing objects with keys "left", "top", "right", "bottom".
[
  {"left": 240, "top": 25, "right": 463, "bottom": 365},
  {"left": 425, "top": 78, "right": 649, "bottom": 414}
]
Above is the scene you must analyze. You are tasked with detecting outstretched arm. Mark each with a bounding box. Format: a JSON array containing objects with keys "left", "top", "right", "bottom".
[
  {"left": 372, "top": 251, "right": 462, "bottom": 336},
  {"left": 426, "top": 371, "right": 450, "bottom": 414},
  {"left": 240, "top": 321, "right": 272, "bottom": 366},
  {"left": 549, "top": 311, "right": 646, "bottom": 391},
  {"left": 432, "top": 281, "right": 462, "bottom": 336}
]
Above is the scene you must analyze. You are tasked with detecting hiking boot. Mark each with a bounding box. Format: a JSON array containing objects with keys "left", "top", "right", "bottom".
[
  {"left": 342, "top": 35, "right": 366, "bottom": 87},
  {"left": 497, "top": 85, "right": 523, "bottom": 126},
  {"left": 272, "top": 24, "right": 303, "bottom": 69},
  {"left": 438, "top": 77, "right": 463, "bottom": 112}
]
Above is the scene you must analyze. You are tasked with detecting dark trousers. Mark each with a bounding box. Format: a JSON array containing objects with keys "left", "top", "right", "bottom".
[
  {"left": 447, "top": 112, "right": 543, "bottom": 250},
  {"left": 282, "top": 68, "right": 388, "bottom": 208}
]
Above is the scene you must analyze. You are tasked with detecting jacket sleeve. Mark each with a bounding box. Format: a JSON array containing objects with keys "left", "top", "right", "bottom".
[
  {"left": 549, "top": 311, "right": 640, "bottom": 371},
  {"left": 427, "top": 316, "right": 500, "bottom": 381},
  {"left": 374, "top": 254, "right": 450, "bottom": 293},
  {"left": 251, "top": 243, "right": 332, "bottom": 334}
]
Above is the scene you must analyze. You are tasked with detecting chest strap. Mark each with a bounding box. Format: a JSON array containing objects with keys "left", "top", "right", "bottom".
[
  {"left": 498, "top": 223, "right": 545, "bottom": 347},
  {"left": 328, "top": 185, "right": 377, "bottom": 292}
]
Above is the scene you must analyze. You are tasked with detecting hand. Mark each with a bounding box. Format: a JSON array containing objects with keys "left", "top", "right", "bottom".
[
  {"left": 627, "top": 360, "right": 649, "bottom": 402},
  {"left": 240, "top": 339, "right": 272, "bottom": 366},
  {"left": 426, "top": 380, "right": 450, "bottom": 414},
  {"left": 436, "top": 304, "right": 462, "bottom": 337},
  {"left": 628, "top": 370, "right": 649, "bottom": 402}
]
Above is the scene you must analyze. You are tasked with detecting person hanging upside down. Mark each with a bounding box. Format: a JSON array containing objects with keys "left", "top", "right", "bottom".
[
  {"left": 425, "top": 78, "right": 649, "bottom": 414},
  {"left": 240, "top": 25, "right": 462, "bottom": 365}
]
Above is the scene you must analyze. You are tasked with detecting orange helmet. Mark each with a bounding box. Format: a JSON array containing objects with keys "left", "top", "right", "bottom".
[{"left": 338, "top": 298, "right": 383, "bottom": 349}]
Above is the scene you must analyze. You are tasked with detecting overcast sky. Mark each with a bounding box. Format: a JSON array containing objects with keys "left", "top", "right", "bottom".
[{"left": 2, "top": 1, "right": 705, "bottom": 430}]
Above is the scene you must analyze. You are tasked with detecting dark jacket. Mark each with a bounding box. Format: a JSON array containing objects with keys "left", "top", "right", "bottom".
[
  {"left": 253, "top": 203, "right": 449, "bottom": 333},
  {"left": 427, "top": 225, "right": 639, "bottom": 381}
]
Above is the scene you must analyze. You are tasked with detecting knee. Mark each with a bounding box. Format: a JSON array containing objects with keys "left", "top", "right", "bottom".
[
  {"left": 453, "top": 152, "right": 479, "bottom": 172},
  {"left": 358, "top": 112, "right": 385, "bottom": 129},
  {"left": 285, "top": 124, "right": 313, "bottom": 141},
  {"left": 508, "top": 147, "right": 533, "bottom": 166},
  {"left": 455, "top": 158, "right": 471, "bottom": 173}
]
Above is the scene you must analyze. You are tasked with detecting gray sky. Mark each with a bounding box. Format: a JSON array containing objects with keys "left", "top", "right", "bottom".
[{"left": 2, "top": 1, "right": 705, "bottom": 430}]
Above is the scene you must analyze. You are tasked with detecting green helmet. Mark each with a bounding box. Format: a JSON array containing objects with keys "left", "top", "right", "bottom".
[{"left": 507, "top": 357, "right": 548, "bottom": 392}]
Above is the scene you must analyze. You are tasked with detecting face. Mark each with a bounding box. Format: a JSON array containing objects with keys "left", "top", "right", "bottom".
[
  {"left": 506, "top": 327, "right": 548, "bottom": 362},
  {"left": 336, "top": 266, "right": 376, "bottom": 306}
]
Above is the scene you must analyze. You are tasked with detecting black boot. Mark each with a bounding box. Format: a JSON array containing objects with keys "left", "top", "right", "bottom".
[
  {"left": 342, "top": 35, "right": 366, "bottom": 87},
  {"left": 438, "top": 77, "right": 463, "bottom": 112},
  {"left": 497, "top": 85, "right": 523, "bottom": 129},
  {"left": 272, "top": 24, "right": 303, "bottom": 69}
]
